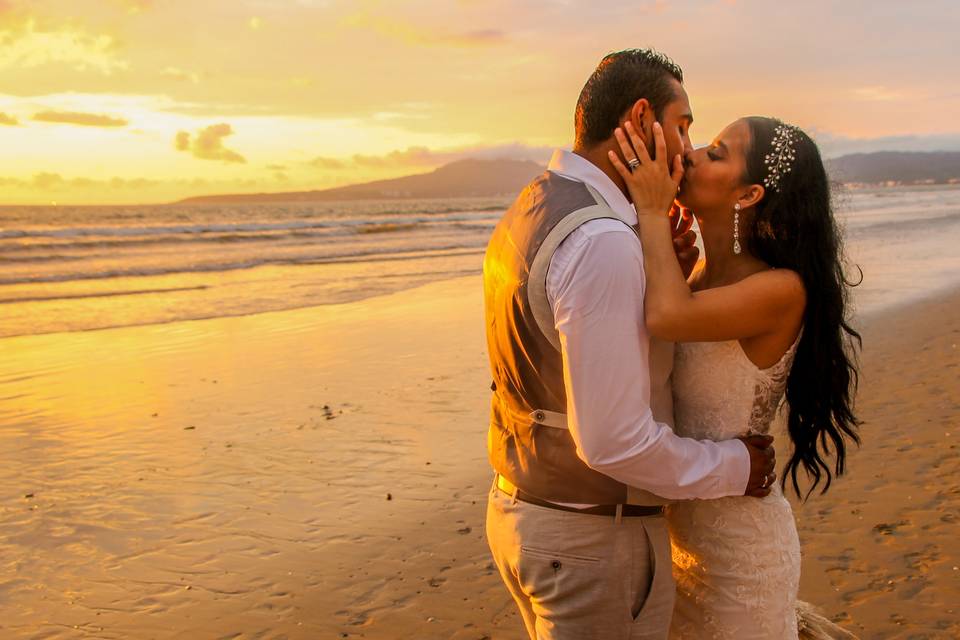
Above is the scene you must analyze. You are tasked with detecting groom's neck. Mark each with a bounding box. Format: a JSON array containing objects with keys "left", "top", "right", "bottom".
[{"left": 573, "top": 143, "right": 630, "bottom": 202}]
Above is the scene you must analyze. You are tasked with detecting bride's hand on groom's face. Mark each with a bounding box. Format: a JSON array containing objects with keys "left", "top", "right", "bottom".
[{"left": 608, "top": 121, "right": 684, "bottom": 218}]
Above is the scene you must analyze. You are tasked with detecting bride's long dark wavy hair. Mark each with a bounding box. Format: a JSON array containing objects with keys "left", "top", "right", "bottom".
[{"left": 742, "top": 116, "right": 862, "bottom": 499}]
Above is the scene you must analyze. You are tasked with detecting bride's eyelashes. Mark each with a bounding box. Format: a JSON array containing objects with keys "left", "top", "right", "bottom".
[{"left": 706, "top": 141, "right": 727, "bottom": 162}]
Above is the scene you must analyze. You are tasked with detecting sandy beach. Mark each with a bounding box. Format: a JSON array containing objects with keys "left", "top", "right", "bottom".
[
  {"left": 792, "top": 289, "right": 960, "bottom": 638},
  {"left": 2, "top": 1, "right": 957, "bottom": 637},
  {"left": 1, "top": 276, "right": 957, "bottom": 639}
]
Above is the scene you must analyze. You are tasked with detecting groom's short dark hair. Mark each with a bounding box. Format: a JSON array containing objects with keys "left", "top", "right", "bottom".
[{"left": 575, "top": 48, "right": 684, "bottom": 149}]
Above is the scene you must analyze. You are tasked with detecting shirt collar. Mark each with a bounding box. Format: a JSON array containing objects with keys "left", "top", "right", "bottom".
[{"left": 547, "top": 149, "right": 636, "bottom": 224}]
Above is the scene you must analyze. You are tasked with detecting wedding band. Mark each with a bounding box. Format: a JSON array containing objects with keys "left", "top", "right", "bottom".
[
  {"left": 762, "top": 474, "right": 773, "bottom": 488},
  {"left": 627, "top": 158, "right": 641, "bottom": 170}
]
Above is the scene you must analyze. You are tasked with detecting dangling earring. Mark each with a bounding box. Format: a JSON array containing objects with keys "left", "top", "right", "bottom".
[{"left": 733, "top": 203, "right": 742, "bottom": 255}]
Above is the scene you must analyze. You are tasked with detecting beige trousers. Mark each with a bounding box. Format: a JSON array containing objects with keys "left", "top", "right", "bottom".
[{"left": 485, "top": 478, "right": 675, "bottom": 640}]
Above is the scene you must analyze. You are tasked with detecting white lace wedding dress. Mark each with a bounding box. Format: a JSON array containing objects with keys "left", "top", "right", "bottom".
[{"left": 666, "top": 338, "right": 856, "bottom": 639}]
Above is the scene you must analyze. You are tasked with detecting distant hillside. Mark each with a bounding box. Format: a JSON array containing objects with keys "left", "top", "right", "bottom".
[
  {"left": 176, "top": 158, "right": 546, "bottom": 204},
  {"left": 826, "top": 151, "right": 960, "bottom": 185},
  {"left": 175, "top": 151, "right": 960, "bottom": 205}
]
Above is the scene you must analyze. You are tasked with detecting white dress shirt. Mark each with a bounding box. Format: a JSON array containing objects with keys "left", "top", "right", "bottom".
[{"left": 545, "top": 149, "right": 750, "bottom": 500}]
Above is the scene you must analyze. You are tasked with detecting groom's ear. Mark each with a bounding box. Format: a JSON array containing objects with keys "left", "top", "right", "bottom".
[{"left": 625, "top": 99, "right": 655, "bottom": 155}]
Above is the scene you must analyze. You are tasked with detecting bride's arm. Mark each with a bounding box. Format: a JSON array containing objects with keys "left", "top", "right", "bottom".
[
  {"left": 634, "top": 215, "right": 803, "bottom": 342},
  {"left": 608, "top": 122, "right": 805, "bottom": 343}
]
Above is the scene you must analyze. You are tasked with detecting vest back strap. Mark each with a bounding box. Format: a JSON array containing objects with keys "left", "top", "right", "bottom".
[{"left": 526, "top": 182, "right": 638, "bottom": 352}]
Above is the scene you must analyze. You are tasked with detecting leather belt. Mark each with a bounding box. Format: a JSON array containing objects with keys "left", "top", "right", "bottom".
[{"left": 496, "top": 474, "right": 663, "bottom": 517}]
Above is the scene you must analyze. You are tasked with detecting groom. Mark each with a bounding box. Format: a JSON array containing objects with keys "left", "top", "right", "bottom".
[{"left": 483, "top": 49, "right": 777, "bottom": 639}]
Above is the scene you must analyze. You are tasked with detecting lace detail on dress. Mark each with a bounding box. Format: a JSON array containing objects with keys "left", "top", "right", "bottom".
[
  {"left": 666, "top": 331, "right": 855, "bottom": 639},
  {"left": 747, "top": 331, "right": 802, "bottom": 436}
]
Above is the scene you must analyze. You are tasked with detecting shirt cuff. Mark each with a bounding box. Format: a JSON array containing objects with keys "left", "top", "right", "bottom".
[{"left": 718, "top": 438, "right": 752, "bottom": 496}]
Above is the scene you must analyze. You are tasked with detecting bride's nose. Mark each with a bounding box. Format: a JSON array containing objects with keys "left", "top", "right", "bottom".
[{"left": 685, "top": 146, "right": 708, "bottom": 168}]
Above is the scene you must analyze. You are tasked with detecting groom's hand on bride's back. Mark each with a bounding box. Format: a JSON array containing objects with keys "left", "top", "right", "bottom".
[{"left": 737, "top": 434, "right": 777, "bottom": 498}]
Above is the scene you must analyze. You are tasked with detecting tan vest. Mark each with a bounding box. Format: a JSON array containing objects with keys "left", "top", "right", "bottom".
[{"left": 483, "top": 171, "right": 672, "bottom": 505}]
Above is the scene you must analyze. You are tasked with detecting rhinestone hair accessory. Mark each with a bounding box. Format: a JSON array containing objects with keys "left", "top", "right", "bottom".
[{"left": 763, "top": 124, "right": 799, "bottom": 192}]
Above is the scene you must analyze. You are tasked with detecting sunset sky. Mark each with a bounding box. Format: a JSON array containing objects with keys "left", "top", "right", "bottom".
[{"left": 1, "top": 0, "right": 958, "bottom": 204}]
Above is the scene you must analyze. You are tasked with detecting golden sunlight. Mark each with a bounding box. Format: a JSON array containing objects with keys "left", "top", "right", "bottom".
[{"left": 2, "top": 3, "right": 959, "bottom": 639}]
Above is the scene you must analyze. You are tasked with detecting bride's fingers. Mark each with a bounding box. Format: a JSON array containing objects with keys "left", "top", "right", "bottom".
[
  {"left": 653, "top": 122, "right": 668, "bottom": 169},
  {"left": 613, "top": 128, "right": 638, "bottom": 167},
  {"left": 623, "top": 121, "right": 649, "bottom": 164}
]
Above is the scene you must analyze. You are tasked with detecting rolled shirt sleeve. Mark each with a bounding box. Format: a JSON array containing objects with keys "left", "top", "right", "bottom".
[{"left": 547, "top": 220, "right": 750, "bottom": 500}]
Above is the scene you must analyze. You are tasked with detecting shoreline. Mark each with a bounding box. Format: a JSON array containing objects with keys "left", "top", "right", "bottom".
[
  {"left": 2, "top": 262, "right": 956, "bottom": 343},
  {"left": 1, "top": 277, "right": 957, "bottom": 638}
]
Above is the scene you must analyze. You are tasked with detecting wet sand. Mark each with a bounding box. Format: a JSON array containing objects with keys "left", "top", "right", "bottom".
[{"left": 1, "top": 276, "right": 957, "bottom": 639}]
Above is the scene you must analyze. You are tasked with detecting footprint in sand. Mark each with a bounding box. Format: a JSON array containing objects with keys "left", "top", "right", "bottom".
[
  {"left": 871, "top": 519, "right": 911, "bottom": 537},
  {"left": 904, "top": 544, "right": 941, "bottom": 573}
]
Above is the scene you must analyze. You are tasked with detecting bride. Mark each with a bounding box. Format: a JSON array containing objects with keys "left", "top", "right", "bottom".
[{"left": 609, "top": 117, "right": 861, "bottom": 639}]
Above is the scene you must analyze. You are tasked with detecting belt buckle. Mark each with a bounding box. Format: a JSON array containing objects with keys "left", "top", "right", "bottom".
[{"left": 496, "top": 474, "right": 519, "bottom": 503}]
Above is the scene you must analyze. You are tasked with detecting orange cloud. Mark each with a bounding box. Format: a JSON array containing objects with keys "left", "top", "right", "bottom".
[
  {"left": 305, "top": 143, "right": 551, "bottom": 177},
  {"left": 174, "top": 131, "right": 191, "bottom": 151},
  {"left": 0, "top": 18, "right": 128, "bottom": 74},
  {"left": 343, "top": 12, "right": 505, "bottom": 47},
  {"left": 0, "top": 172, "right": 162, "bottom": 191},
  {"left": 33, "top": 110, "right": 129, "bottom": 127},
  {"left": 161, "top": 66, "right": 201, "bottom": 84},
  {"left": 353, "top": 146, "right": 440, "bottom": 167},
  {"left": 175, "top": 123, "right": 246, "bottom": 164},
  {"left": 0, "top": 112, "right": 18, "bottom": 125},
  {"left": 31, "top": 171, "right": 65, "bottom": 189},
  {"left": 116, "top": 0, "right": 152, "bottom": 13},
  {"left": 309, "top": 156, "right": 347, "bottom": 170},
  {"left": 853, "top": 86, "right": 904, "bottom": 102}
]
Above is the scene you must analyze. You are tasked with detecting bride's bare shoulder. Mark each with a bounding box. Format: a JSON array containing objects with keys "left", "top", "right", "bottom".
[{"left": 743, "top": 267, "right": 806, "bottom": 304}]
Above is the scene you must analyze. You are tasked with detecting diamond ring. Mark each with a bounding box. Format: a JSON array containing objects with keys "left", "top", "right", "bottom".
[{"left": 627, "top": 158, "right": 641, "bottom": 170}]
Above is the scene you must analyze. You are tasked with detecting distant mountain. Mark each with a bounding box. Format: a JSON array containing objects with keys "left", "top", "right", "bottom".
[
  {"left": 174, "top": 151, "right": 960, "bottom": 205},
  {"left": 826, "top": 151, "right": 960, "bottom": 185},
  {"left": 176, "top": 158, "right": 546, "bottom": 204}
]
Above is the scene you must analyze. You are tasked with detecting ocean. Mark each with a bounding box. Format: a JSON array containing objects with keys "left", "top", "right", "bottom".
[{"left": 2, "top": 185, "right": 959, "bottom": 339}]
